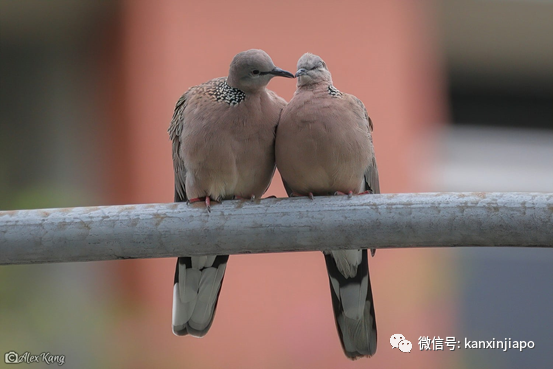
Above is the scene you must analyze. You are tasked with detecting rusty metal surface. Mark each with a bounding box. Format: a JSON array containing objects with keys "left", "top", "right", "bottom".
[{"left": 0, "top": 192, "right": 552, "bottom": 265}]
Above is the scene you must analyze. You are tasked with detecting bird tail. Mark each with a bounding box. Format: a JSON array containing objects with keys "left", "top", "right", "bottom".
[
  {"left": 172, "top": 255, "right": 229, "bottom": 337},
  {"left": 324, "top": 249, "right": 377, "bottom": 359}
]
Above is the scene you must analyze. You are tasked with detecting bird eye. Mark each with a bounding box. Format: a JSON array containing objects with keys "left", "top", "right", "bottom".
[{"left": 252, "top": 70, "right": 260, "bottom": 75}]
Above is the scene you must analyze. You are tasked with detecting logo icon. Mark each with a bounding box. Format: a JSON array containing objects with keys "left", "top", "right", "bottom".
[
  {"left": 4, "top": 351, "right": 19, "bottom": 364},
  {"left": 390, "top": 333, "right": 412, "bottom": 353},
  {"left": 390, "top": 334, "right": 406, "bottom": 349},
  {"left": 399, "top": 339, "right": 413, "bottom": 353}
]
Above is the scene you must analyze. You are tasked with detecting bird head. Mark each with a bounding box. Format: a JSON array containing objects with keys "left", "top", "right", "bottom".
[
  {"left": 295, "top": 53, "right": 333, "bottom": 87},
  {"left": 227, "top": 49, "right": 294, "bottom": 93}
]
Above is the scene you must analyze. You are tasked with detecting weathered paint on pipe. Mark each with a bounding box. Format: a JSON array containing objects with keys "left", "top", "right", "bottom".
[{"left": 0, "top": 192, "right": 552, "bottom": 265}]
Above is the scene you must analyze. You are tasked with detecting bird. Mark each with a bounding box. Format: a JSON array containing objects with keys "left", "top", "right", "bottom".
[
  {"left": 168, "top": 49, "right": 294, "bottom": 337},
  {"left": 275, "top": 53, "right": 379, "bottom": 359}
]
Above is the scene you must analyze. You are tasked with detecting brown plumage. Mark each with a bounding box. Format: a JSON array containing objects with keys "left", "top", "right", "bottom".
[
  {"left": 275, "top": 53, "right": 379, "bottom": 359},
  {"left": 169, "top": 49, "right": 294, "bottom": 337}
]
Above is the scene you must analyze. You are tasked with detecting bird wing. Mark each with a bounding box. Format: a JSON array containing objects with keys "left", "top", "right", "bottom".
[
  {"left": 352, "top": 96, "right": 380, "bottom": 195},
  {"left": 168, "top": 91, "right": 190, "bottom": 202}
]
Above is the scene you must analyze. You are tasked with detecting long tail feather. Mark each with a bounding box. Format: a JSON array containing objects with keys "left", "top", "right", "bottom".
[
  {"left": 172, "top": 255, "right": 229, "bottom": 336},
  {"left": 324, "top": 249, "right": 377, "bottom": 359}
]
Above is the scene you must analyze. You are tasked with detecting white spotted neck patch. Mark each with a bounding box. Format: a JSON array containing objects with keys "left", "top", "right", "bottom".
[
  {"left": 207, "top": 80, "right": 246, "bottom": 106},
  {"left": 328, "top": 85, "right": 343, "bottom": 98}
]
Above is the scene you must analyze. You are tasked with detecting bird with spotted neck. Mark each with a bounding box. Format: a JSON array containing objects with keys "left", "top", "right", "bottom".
[
  {"left": 169, "top": 49, "right": 294, "bottom": 337},
  {"left": 275, "top": 52, "right": 379, "bottom": 359}
]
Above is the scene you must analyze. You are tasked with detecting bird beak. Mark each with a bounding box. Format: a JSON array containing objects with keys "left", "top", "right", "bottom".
[
  {"left": 267, "top": 67, "right": 295, "bottom": 78},
  {"left": 295, "top": 68, "right": 307, "bottom": 78}
]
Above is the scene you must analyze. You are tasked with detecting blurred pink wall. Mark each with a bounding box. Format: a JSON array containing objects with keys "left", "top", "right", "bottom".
[{"left": 107, "top": 1, "right": 451, "bottom": 367}]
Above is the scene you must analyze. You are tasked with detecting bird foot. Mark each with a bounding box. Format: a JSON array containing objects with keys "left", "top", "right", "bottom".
[
  {"left": 333, "top": 190, "right": 354, "bottom": 199},
  {"left": 234, "top": 194, "right": 256, "bottom": 202},
  {"left": 290, "top": 192, "right": 314, "bottom": 200},
  {"left": 188, "top": 196, "right": 221, "bottom": 212}
]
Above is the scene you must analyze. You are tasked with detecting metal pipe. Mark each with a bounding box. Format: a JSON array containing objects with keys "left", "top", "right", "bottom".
[{"left": 1, "top": 192, "right": 551, "bottom": 265}]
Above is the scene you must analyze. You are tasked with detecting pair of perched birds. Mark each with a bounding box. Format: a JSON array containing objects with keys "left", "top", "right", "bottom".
[{"left": 169, "top": 49, "right": 379, "bottom": 359}]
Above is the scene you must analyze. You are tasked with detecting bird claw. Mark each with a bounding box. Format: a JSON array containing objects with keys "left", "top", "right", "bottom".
[
  {"left": 291, "top": 192, "right": 314, "bottom": 200},
  {"left": 334, "top": 191, "right": 353, "bottom": 198},
  {"left": 234, "top": 194, "right": 256, "bottom": 202},
  {"left": 187, "top": 197, "right": 202, "bottom": 204},
  {"left": 188, "top": 196, "right": 220, "bottom": 212}
]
